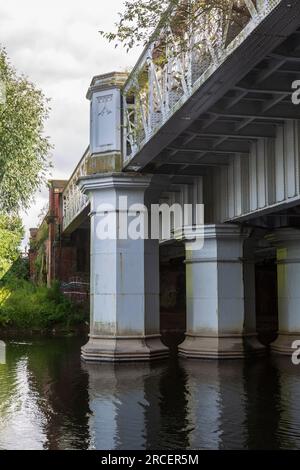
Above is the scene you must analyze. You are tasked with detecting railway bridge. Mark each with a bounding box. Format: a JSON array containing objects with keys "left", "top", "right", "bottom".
[{"left": 35, "top": 0, "right": 300, "bottom": 361}]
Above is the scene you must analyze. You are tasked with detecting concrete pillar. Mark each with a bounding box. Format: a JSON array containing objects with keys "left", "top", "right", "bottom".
[
  {"left": 78, "top": 173, "right": 169, "bottom": 362},
  {"left": 243, "top": 236, "right": 259, "bottom": 335},
  {"left": 269, "top": 229, "right": 300, "bottom": 355},
  {"left": 178, "top": 224, "right": 264, "bottom": 359}
]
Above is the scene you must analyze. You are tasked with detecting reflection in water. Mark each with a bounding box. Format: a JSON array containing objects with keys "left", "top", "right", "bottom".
[
  {"left": 0, "top": 338, "right": 300, "bottom": 449},
  {"left": 0, "top": 356, "right": 46, "bottom": 449},
  {"left": 0, "top": 338, "right": 90, "bottom": 450},
  {"left": 85, "top": 362, "right": 156, "bottom": 450},
  {"left": 244, "top": 358, "right": 281, "bottom": 449},
  {"left": 183, "top": 361, "right": 247, "bottom": 449},
  {"left": 275, "top": 356, "right": 300, "bottom": 449}
]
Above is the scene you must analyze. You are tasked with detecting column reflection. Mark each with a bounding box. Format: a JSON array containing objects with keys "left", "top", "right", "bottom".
[{"left": 181, "top": 360, "right": 247, "bottom": 449}]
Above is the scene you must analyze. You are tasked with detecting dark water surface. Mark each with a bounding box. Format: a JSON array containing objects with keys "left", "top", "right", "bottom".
[{"left": 0, "top": 336, "right": 300, "bottom": 450}]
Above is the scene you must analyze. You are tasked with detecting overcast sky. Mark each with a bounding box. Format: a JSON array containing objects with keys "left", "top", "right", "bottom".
[{"left": 0, "top": 0, "right": 140, "bottom": 247}]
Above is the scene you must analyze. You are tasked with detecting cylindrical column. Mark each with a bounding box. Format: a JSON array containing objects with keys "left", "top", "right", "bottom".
[
  {"left": 269, "top": 229, "right": 300, "bottom": 355},
  {"left": 78, "top": 173, "right": 169, "bottom": 362},
  {"left": 178, "top": 224, "right": 264, "bottom": 359}
]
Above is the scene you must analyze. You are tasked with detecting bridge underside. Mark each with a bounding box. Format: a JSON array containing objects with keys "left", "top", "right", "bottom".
[{"left": 141, "top": 23, "right": 300, "bottom": 228}]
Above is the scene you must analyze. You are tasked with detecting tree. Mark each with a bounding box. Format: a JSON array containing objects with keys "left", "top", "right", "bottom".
[
  {"left": 100, "top": 0, "right": 251, "bottom": 51},
  {"left": 0, "top": 213, "right": 24, "bottom": 279},
  {"left": 0, "top": 48, "right": 51, "bottom": 213}
]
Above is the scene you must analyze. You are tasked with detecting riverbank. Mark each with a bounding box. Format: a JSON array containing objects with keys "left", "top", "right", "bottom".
[
  {"left": 0, "top": 278, "right": 88, "bottom": 334},
  {"left": 0, "top": 325, "right": 89, "bottom": 339}
]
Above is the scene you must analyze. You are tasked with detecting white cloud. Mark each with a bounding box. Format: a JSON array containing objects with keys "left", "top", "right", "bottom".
[{"left": 0, "top": 0, "right": 140, "bottom": 247}]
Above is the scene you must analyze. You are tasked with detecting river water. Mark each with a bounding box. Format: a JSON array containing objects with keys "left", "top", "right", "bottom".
[{"left": 0, "top": 336, "right": 300, "bottom": 450}]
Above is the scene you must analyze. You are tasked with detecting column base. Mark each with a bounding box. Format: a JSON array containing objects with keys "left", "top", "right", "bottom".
[
  {"left": 81, "top": 334, "right": 169, "bottom": 362},
  {"left": 271, "top": 333, "right": 300, "bottom": 356},
  {"left": 178, "top": 333, "right": 265, "bottom": 359}
]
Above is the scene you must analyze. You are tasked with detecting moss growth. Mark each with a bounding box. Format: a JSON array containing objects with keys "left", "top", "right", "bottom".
[{"left": 0, "top": 279, "right": 87, "bottom": 331}]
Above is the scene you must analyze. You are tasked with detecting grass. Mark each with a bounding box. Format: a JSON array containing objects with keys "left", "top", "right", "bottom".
[{"left": 0, "top": 278, "right": 87, "bottom": 331}]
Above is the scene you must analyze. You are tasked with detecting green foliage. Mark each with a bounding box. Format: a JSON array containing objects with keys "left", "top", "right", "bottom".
[
  {"left": 0, "top": 213, "right": 24, "bottom": 280},
  {"left": 100, "top": 0, "right": 250, "bottom": 51},
  {"left": 0, "top": 279, "right": 87, "bottom": 330},
  {"left": 0, "top": 48, "right": 51, "bottom": 213},
  {"left": 30, "top": 221, "right": 48, "bottom": 251},
  {"left": 100, "top": 0, "right": 173, "bottom": 50},
  {"left": 2, "top": 257, "right": 29, "bottom": 283}
]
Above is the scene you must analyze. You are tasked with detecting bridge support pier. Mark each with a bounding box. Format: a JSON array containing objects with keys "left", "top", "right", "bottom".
[
  {"left": 178, "top": 225, "right": 264, "bottom": 359},
  {"left": 78, "top": 173, "right": 169, "bottom": 362},
  {"left": 270, "top": 229, "right": 300, "bottom": 356}
]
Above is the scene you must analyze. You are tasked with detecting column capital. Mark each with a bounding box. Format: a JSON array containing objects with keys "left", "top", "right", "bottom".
[
  {"left": 267, "top": 228, "right": 300, "bottom": 245},
  {"left": 204, "top": 224, "right": 250, "bottom": 239},
  {"left": 182, "top": 224, "right": 251, "bottom": 242},
  {"left": 86, "top": 72, "right": 128, "bottom": 99},
  {"left": 77, "top": 172, "right": 153, "bottom": 194}
]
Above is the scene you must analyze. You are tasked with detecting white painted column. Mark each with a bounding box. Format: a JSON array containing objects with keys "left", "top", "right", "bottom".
[
  {"left": 179, "top": 224, "right": 264, "bottom": 359},
  {"left": 243, "top": 237, "right": 259, "bottom": 335},
  {"left": 78, "top": 173, "right": 169, "bottom": 362},
  {"left": 269, "top": 229, "right": 300, "bottom": 355}
]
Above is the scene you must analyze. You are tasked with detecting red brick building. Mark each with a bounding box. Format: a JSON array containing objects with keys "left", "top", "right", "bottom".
[{"left": 29, "top": 180, "right": 90, "bottom": 290}]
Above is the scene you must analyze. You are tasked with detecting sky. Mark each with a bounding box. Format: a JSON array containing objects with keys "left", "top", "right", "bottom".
[{"left": 0, "top": 0, "right": 140, "bottom": 247}]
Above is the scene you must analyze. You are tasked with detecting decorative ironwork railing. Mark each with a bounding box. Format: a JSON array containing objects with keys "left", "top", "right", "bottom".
[
  {"left": 123, "top": 0, "right": 281, "bottom": 163},
  {"left": 62, "top": 148, "right": 90, "bottom": 231},
  {"left": 62, "top": 0, "right": 281, "bottom": 231}
]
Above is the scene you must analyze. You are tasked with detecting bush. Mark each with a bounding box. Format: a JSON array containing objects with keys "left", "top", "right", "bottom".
[
  {"left": 0, "top": 278, "right": 87, "bottom": 330},
  {"left": 2, "top": 257, "right": 29, "bottom": 283}
]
